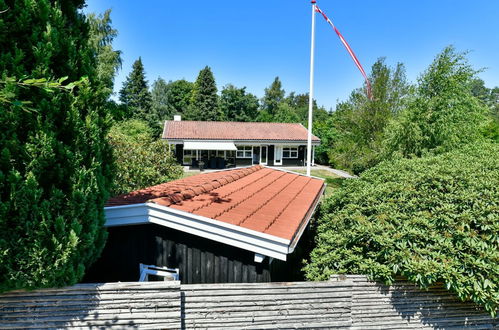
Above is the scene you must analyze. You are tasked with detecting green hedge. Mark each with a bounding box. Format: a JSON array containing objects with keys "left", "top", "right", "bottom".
[
  {"left": 108, "top": 120, "right": 183, "bottom": 195},
  {"left": 304, "top": 143, "right": 499, "bottom": 315}
]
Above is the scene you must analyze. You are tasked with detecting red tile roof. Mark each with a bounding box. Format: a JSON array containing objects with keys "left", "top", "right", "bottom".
[
  {"left": 162, "top": 121, "right": 320, "bottom": 142},
  {"left": 106, "top": 166, "right": 325, "bottom": 241}
]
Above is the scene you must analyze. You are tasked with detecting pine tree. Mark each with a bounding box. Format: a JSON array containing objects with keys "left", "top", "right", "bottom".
[
  {"left": 262, "top": 77, "right": 285, "bottom": 116},
  {"left": 0, "top": 0, "right": 114, "bottom": 291},
  {"left": 187, "top": 66, "right": 220, "bottom": 121},
  {"left": 119, "top": 57, "right": 153, "bottom": 123}
]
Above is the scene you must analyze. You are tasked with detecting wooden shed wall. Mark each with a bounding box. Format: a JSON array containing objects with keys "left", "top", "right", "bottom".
[{"left": 83, "top": 223, "right": 311, "bottom": 284}]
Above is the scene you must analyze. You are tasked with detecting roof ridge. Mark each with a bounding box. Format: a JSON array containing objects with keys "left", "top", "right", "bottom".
[
  {"left": 263, "top": 177, "right": 313, "bottom": 232},
  {"left": 153, "top": 166, "right": 263, "bottom": 207}
]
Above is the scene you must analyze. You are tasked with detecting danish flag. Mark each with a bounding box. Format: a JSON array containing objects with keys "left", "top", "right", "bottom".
[{"left": 315, "top": 5, "right": 372, "bottom": 99}]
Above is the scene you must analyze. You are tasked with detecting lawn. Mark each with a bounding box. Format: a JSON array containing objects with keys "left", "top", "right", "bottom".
[{"left": 282, "top": 169, "right": 345, "bottom": 197}]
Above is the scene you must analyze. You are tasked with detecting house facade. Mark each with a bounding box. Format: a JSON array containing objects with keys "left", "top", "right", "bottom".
[{"left": 162, "top": 118, "right": 321, "bottom": 168}]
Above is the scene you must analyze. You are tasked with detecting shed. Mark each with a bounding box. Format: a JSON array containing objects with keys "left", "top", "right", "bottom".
[{"left": 84, "top": 166, "right": 325, "bottom": 284}]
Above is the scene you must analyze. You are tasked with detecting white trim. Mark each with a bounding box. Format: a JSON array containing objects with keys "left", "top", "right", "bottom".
[
  {"left": 254, "top": 253, "right": 265, "bottom": 263},
  {"left": 259, "top": 145, "right": 268, "bottom": 166},
  {"left": 274, "top": 146, "right": 283, "bottom": 166},
  {"left": 184, "top": 141, "right": 237, "bottom": 151},
  {"left": 104, "top": 202, "right": 291, "bottom": 261},
  {"left": 236, "top": 145, "right": 253, "bottom": 159},
  {"left": 282, "top": 147, "right": 299, "bottom": 159},
  {"left": 167, "top": 139, "right": 321, "bottom": 146}
]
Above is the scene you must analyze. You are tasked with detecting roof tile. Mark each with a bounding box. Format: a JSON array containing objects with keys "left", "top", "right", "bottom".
[
  {"left": 162, "top": 121, "right": 320, "bottom": 142},
  {"left": 106, "top": 165, "right": 325, "bottom": 241}
]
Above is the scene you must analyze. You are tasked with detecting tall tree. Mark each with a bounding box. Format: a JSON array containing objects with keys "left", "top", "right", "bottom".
[
  {"left": 0, "top": 1, "right": 114, "bottom": 291},
  {"left": 119, "top": 57, "right": 153, "bottom": 123},
  {"left": 166, "top": 79, "right": 194, "bottom": 118},
  {"left": 219, "top": 84, "right": 259, "bottom": 122},
  {"left": 261, "top": 77, "right": 285, "bottom": 116},
  {"left": 187, "top": 66, "right": 220, "bottom": 121},
  {"left": 329, "top": 58, "right": 411, "bottom": 173},
  {"left": 384, "top": 46, "right": 488, "bottom": 158},
  {"left": 87, "top": 10, "right": 122, "bottom": 101},
  {"left": 151, "top": 77, "right": 172, "bottom": 122}
]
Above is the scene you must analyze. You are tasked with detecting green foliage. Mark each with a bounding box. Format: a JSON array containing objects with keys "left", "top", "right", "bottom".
[
  {"left": 87, "top": 10, "right": 122, "bottom": 101},
  {"left": 384, "top": 47, "right": 488, "bottom": 158},
  {"left": 328, "top": 58, "right": 411, "bottom": 173},
  {"left": 219, "top": 84, "right": 259, "bottom": 121},
  {"left": 305, "top": 142, "right": 499, "bottom": 315},
  {"left": 119, "top": 57, "right": 154, "bottom": 125},
  {"left": 186, "top": 66, "right": 220, "bottom": 121},
  {"left": 165, "top": 79, "right": 194, "bottom": 118},
  {"left": 109, "top": 120, "right": 183, "bottom": 195},
  {"left": 0, "top": 0, "right": 113, "bottom": 291},
  {"left": 151, "top": 77, "right": 172, "bottom": 122},
  {"left": 262, "top": 77, "right": 285, "bottom": 116}
]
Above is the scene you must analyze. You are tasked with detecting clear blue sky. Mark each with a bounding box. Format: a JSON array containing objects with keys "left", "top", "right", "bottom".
[{"left": 84, "top": 0, "right": 499, "bottom": 110}]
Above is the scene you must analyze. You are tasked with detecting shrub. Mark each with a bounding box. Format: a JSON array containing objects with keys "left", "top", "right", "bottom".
[
  {"left": 304, "top": 142, "right": 499, "bottom": 315},
  {"left": 0, "top": 1, "right": 113, "bottom": 291},
  {"left": 109, "top": 120, "right": 182, "bottom": 195}
]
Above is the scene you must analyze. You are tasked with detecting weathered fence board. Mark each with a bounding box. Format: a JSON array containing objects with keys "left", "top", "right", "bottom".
[
  {"left": 0, "top": 276, "right": 497, "bottom": 329},
  {"left": 0, "top": 281, "right": 181, "bottom": 329}
]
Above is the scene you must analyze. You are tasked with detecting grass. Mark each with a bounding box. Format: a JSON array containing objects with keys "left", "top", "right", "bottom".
[{"left": 283, "top": 169, "right": 346, "bottom": 197}]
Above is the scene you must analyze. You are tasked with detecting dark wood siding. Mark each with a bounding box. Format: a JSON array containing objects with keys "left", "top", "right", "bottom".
[
  {"left": 84, "top": 223, "right": 312, "bottom": 284},
  {"left": 85, "top": 224, "right": 275, "bottom": 284}
]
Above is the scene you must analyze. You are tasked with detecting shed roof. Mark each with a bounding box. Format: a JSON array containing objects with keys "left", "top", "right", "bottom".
[
  {"left": 106, "top": 166, "right": 324, "bottom": 242},
  {"left": 162, "top": 120, "right": 320, "bottom": 142}
]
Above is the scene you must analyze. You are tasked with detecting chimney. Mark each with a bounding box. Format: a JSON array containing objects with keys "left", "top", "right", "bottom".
[{"left": 174, "top": 115, "right": 181, "bottom": 121}]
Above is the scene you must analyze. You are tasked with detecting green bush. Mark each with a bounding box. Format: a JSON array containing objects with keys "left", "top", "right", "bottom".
[
  {"left": 304, "top": 143, "right": 499, "bottom": 315},
  {"left": 109, "top": 120, "right": 183, "bottom": 195},
  {"left": 0, "top": 1, "right": 113, "bottom": 291}
]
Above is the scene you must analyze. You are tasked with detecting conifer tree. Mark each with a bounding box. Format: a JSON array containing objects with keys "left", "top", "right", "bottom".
[
  {"left": 187, "top": 66, "right": 220, "bottom": 121},
  {"left": 119, "top": 57, "right": 153, "bottom": 123},
  {"left": 0, "top": 0, "right": 114, "bottom": 291},
  {"left": 262, "top": 77, "right": 285, "bottom": 116}
]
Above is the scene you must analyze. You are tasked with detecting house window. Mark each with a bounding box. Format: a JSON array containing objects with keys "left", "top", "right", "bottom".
[
  {"left": 236, "top": 146, "right": 252, "bottom": 158},
  {"left": 183, "top": 149, "right": 197, "bottom": 165},
  {"left": 282, "top": 147, "right": 298, "bottom": 158}
]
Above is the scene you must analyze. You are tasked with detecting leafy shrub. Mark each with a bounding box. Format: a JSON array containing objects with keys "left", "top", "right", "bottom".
[
  {"left": 0, "top": 1, "right": 113, "bottom": 291},
  {"left": 304, "top": 143, "right": 499, "bottom": 315},
  {"left": 109, "top": 120, "right": 182, "bottom": 195}
]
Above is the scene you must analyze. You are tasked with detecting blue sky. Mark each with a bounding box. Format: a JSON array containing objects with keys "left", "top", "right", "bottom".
[{"left": 84, "top": 0, "right": 499, "bottom": 110}]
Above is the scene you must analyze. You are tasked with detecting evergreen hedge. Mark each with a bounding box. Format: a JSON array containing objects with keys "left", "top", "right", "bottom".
[
  {"left": 0, "top": 0, "right": 113, "bottom": 290},
  {"left": 304, "top": 143, "right": 499, "bottom": 315}
]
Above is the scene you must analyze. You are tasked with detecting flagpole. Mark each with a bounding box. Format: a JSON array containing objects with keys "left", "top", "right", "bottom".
[{"left": 306, "top": 0, "right": 316, "bottom": 177}]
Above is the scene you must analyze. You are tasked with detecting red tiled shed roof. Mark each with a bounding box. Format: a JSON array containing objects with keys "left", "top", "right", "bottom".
[
  {"left": 162, "top": 121, "right": 320, "bottom": 142},
  {"left": 106, "top": 166, "right": 325, "bottom": 241}
]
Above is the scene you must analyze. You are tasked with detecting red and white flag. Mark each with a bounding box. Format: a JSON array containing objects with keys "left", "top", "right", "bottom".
[{"left": 315, "top": 5, "right": 372, "bottom": 99}]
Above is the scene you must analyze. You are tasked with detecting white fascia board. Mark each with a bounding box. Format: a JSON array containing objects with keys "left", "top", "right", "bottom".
[
  {"left": 288, "top": 183, "right": 326, "bottom": 254},
  {"left": 104, "top": 203, "right": 149, "bottom": 227},
  {"left": 164, "top": 139, "right": 320, "bottom": 146},
  {"left": 103, "top": 203, "right": 291, "bottom": 261}
]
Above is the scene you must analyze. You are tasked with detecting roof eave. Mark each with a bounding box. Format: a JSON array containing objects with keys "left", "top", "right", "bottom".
[{"left": 104, "top": 202, "right": 292, "bottom": 261}]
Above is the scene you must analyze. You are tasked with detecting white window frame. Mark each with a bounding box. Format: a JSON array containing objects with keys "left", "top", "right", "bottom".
[
  {"left": 274, "top": 146, "right": 283, "bottom": 165},
  {"left": 282, "top": 147, "right": 298, "bottom": 159},
  {"left": 183, "top": 149, "right": 197, "bottom": 165},
  {"left": 236, "top": 146, "right": 253, "bottom": 159}
]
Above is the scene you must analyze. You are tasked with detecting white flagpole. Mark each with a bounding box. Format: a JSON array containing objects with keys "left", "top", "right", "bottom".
[{"left": 306, "top": 0, "right": 316, "bottom": 177}]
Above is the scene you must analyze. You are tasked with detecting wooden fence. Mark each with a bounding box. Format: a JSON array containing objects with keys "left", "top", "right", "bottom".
[{"left": 0, "top": 276, "right": 496, "bottom": 329}]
